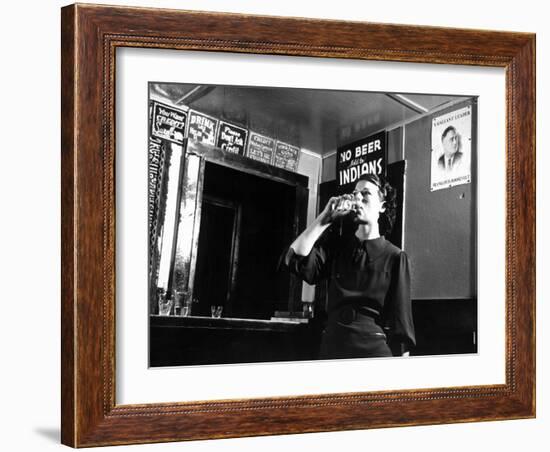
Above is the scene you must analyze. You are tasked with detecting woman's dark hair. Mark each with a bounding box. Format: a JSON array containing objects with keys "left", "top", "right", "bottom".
[{"left": 356, "top": 173, "right": 397, "bottom": 237}]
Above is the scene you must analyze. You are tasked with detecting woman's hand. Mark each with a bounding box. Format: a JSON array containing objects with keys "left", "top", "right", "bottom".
[
  {"left": 319, "top": 195, "right": 355, "bottom": 225},
  {"left": 290, "top": 194, "right": 357, "bottom": 257},
  {"left": 290, "top": 195, "right": 352, "bottom": 256}
]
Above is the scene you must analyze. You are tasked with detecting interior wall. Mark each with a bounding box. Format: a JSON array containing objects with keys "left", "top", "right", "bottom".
[
  {"left": 404, "top": 99, "right": 477, "bottom": 299},
  {"left": 321, "top": 153, "right": 336, "bottom": 183},
  {"left": 387, "top": 127, "right": 404, "bottom": 163}
]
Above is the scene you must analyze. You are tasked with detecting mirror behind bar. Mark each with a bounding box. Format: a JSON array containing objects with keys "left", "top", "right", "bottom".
[{"left": 149, "top": 139, "right": 309, "bottom": 319}]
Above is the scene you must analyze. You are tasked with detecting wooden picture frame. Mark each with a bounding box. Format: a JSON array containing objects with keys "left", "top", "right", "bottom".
[{"left": 61, "top": 3, "right": 535, "bottom": 447}]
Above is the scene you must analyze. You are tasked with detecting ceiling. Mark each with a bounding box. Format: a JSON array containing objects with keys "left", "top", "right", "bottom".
[{"left": 150, "top": 82, "right": 470, "bottom": 156}]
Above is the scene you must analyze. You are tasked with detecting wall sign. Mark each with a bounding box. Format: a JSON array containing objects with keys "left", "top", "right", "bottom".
[
  {"left": 246, "top": 132, "right": 275, "bottom": 165},
  {"left": 430, "top": 105, "right": 472, "bottom": 191},
  {"left": 150, "top": 102, "right": 187, "bottom": 145},
  {"left": 273, "top": 141, "right": 301, "bottom": 172},
  {"left": 187, "top": 110, "right": 218, "bottom": 145},
  {"left": 216, "top": 121, "right": 248, "bottom": 155},
  {"left": 148, "top": 137, "right": 163, "bottom": 233},
  {"left": 336, "top": 131, "right": 387, "bottom": 193}
]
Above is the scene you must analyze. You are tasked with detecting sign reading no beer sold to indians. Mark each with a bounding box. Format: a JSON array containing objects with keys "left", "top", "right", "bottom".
[{"left": 336, "top": 131, "right": 387, "bottom": 193}]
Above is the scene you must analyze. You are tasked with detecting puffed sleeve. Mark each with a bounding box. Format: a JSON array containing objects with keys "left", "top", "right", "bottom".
[
  {"left": 383, "top": 251, "right": 416, "bottom": 354},
  {"left": 278, "top": 238, "right": 332, "bottom": 286}
]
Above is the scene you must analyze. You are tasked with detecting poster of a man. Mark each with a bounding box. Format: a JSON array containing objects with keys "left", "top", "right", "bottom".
[
  {"left": 430, "top": 105, "right": 472, "bottom": 191},
  {"left": 438, "top": 126, "right": 462, "bottom": 172}
]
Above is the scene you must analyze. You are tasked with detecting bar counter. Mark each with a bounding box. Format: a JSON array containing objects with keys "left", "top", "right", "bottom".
[
  {"left": 150, "top": 314, "right": 309, "bottom": 332},
  {"left": 149, "top": 314, "right": 322, "bottom": 367}
]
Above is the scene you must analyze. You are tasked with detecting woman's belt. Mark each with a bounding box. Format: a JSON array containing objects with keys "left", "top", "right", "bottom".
[{"left": 330, "top": 303, "right": 381, "bottom": 325}]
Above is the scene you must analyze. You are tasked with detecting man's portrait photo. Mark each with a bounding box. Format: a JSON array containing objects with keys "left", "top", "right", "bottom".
[
  {"left": 437, "top": 126, "right": 463, "bottom": 172},
  {"left": 431, "top": 105, "right": 472, "bottom": 191}
]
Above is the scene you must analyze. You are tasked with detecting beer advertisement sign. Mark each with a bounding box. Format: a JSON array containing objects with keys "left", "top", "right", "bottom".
[{"left": 187, "top": 110, "right": 218, "bottom": 145}]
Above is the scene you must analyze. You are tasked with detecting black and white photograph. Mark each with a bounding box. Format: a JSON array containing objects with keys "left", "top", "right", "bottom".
[
  {"left": 147, "top": 82, "right": 478, "bottom": 367},
  {"left": 430, "top": 105, "right": 472, "bottom": 191}
]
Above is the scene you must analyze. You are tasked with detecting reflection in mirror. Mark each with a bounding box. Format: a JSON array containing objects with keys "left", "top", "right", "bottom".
[
  {"left": 191, "top": 161, "right": 301, "bottom": 319},
  {"left": 149, "top": 141, "right": 184, "bottom": 313},
  {"left": 171, "top": 153, "right": 203, "bottom": 312},
  {"left": 149, "top": 127, "right": 311, "bottom": 315},
  {"left": 193, "top": 194, "right": 240, "bottom": 317}
]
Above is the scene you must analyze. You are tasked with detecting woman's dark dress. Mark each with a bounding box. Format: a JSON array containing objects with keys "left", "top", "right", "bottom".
[{"left": 284, "top": 234, "right": 415, "bottom": 359}]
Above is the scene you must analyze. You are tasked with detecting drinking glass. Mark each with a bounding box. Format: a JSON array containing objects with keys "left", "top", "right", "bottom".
[
  {"left": 303, "top": 301, "right": 314, "bottom": 318},
  {"left": 210, "top": 305, "right": 223, "bottom": 318},
  {"left": 172, "top": 289, "right": 188, "bottom": 316},
  {"left": 158, "top": 294, "right": 173, "bottom": 316}
]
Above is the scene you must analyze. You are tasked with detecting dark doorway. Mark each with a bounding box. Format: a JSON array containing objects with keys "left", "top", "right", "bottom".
[
  {"left": 193, "top": 196, "right": 240, "bottom": 317},
  {"left": 193, "top": 161, "right": 299, "bottom": 319}
]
